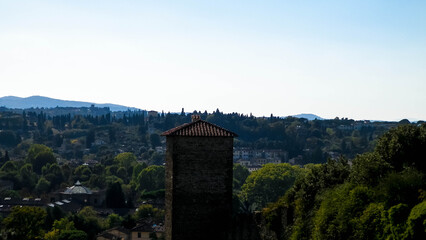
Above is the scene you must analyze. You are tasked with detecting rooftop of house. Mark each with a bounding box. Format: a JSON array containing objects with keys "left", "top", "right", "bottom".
[
  {"left": 131, "top": 219, "right": 164, "bottom": 233},
  {"left": 161, "top": 115, "right": 238, "bottom": 137},
  {"left": 96, "top": 231, "right": 119, "bottom": 240},
  {"left": 0, "top": 197, "right": 45, "bottom": 206}
]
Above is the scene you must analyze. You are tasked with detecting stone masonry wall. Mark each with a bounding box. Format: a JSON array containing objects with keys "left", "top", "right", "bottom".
[{"left": 165, "top": 136, "right": 233, "bottom": 240}]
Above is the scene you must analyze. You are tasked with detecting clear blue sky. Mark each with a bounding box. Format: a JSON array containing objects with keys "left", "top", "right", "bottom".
[{"left": 1, "top": 0, "right": 425, "bottom": 121}]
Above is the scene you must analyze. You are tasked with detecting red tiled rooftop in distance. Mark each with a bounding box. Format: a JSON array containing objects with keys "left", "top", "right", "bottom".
[{"left": 161, "top": 119, "right": 238, "bottom": 137}]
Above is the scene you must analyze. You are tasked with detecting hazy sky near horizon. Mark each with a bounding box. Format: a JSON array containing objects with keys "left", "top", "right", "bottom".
[{"left": 1, "top": 1, "right": 425, "bottom": 121}]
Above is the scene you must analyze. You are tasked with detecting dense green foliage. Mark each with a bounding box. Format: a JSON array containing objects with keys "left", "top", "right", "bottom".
[
  {"left": 2, "top": 206, "right": 47, "bottom": 240},
  {"left": 376, "top": 125, "right": 426, "bottom": 172},
  {"left": 262, "top": 124, "right": 426, "bottom": 240},
  {"left": 406, "top": 201, "right": 426, "bottom": 239},
  {"left": 136, "top": 165, "right": 165, "bottom": 192},
  {"left": 0, "top": 108, "right": 393, "bottom": 167},
  {"left": 135, "top": 204, "right": 165, "bottom": 222},
  {"left": 241, "top": 163, "right": 301, "bottom": 209},
  {"left": 26, "top": 144, "right": 56, "bottom": 174},
  {"left": 233, "top": 164, "right": 250, "bottom": 190},
  {"left": 0, "top": 202, "right": 163, "bottom": 239},
  {"left": 0, "top": 108, "right": 395, "bottom": 207},
  {"left": 0, "top": 108, "right": 423, "bottom": 239},
  {"left": 44, "top": 218, "right": 87, "bottom": 240}
]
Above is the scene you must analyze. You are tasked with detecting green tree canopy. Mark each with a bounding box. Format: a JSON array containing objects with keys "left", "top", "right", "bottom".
[
  {"left": 114, "top": 152, "right": 137, "bottom": 171},
  {"left": 53, "top": 217, "right": 76, "bottom": 231},
  {"left": 349, "top": 152, "right": 392, "bottom": 186},
  {"left": 57, "top": 230, "right": 88, "bottom": 240},
  {"left": 375, "top": 124, "right": 426, "bottom": 172},
  {"left": 19, "top": 163, "right": 38, "bottom": 190},
  {"left": 0, "top": 160, "right": 17, "bottom": 172},
  {"left": 131, "top": 162, "right": 147, "bottom": 185},
  {"left": 36, "top": 176, "right": 51, "bottom": 194},
  {"left": 241, "top": 163, "right": 300, "bottom": 209},
  {"left": 353, "top": 202, "right": 387, "bottom": 240},
  {"left": 376, "top": 168, "right": 425, "bottom": 208},
  {"left": 137, "top": 165, "right": 165, "bottom": 192},
  {"left": 44, "top": 217, "right": 78, "bottom": 240},
  {"left": 386, "top": 203, "right": 410, "bottom": 239},
  {"left": 2, "top": 206, "right": 47, "bottom": 240},
  {"left": 233, "top": 164, "right": 250, "bottom": 190},
  {"left": 405, "top": 201, "right": 426, "bottom": 240},
  {"left": 72, "top": 206, "right": 104, "bottom": 239},
  {"left": 26, "top": 144, "right": 56, "bottom": 174},
  {"left": 267, "top": 158, "right": 350, "bottom": 240},
  {"left": 106, "top": 213, "right": 124, "bottom": 228},
  {"left": 135, "top": 204, "right": 165, "bottom": 222},
  {"left": 313, "top": 184, "right": 375, "bottom": 240},
  {"left": 73, "top": 165, "right": 92, "bottom": 182},
  {"left": 42, "top": 163, "right": 64, "bottom": 189}
]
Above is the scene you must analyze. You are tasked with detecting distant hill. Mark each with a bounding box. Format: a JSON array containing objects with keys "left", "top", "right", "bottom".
[
  {"left": 0, "top": 96, "right": 141, "bottom": 112},
  {"left": 290, "top": 113, "right": 324, "bottom": 120},
  {"left": 0, "top": 96, "right": 327, "bottom": 119}
]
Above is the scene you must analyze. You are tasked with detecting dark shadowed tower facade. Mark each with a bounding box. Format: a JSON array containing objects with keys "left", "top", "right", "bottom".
[{"left": 162, "top": 115, "right": 237, "bottom": 240}]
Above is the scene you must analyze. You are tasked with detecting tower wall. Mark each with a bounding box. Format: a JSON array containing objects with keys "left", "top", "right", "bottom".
[{"left": 165, "top": 136, "right": 233, "bottom": 240}]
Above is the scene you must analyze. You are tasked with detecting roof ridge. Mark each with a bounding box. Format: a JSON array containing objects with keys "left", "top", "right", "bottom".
[{"left": 161, "top": 119, "right": 238, "bottom": 137}]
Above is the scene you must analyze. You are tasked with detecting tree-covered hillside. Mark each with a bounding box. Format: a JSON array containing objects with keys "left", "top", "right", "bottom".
[
  {"left": 0, "top": 107, "right": 422, "bottom": 239},
  {"left": 257, "top": 124, "right": 426, "bottom": 240},
  {"left": 0, "top": 107, "right": 404, "bottom": 165}
]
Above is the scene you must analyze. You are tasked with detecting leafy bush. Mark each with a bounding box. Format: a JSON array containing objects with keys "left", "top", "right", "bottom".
[{"left": 405, "top": 201, "right": 426, "bottom": 240}]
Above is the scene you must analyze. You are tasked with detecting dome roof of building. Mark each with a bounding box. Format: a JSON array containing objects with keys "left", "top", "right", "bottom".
[{"left": 63, "top": 180, "right": 92, "bottom": 194}]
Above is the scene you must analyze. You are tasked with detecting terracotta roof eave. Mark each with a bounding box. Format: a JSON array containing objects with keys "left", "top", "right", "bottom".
[{"left": 160, "top": 122, "right": 192, "bottom": 136}]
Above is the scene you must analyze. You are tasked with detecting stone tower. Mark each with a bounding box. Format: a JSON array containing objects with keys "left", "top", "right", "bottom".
[{"left": 162, "top": 115, "right": 237, "bottom": 240}]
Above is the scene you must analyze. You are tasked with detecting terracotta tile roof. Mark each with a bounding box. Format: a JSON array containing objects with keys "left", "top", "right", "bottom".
[
  {"left": 131, "top": 219, "right": 165, "bottom": 233},
  {"left": 161, "top": 120, "right": 238, "bottom": 137}
]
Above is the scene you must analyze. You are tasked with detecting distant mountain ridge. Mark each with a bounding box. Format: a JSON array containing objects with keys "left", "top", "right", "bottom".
[
  {"left": 290, "top": 113, "right": 324, "bottom": 120},
  {"left": 0, "top": 96, "right": 141, "bottom": 112},
  {"left": 0, "top": 96, "right": 324, "bottom": 119}
]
